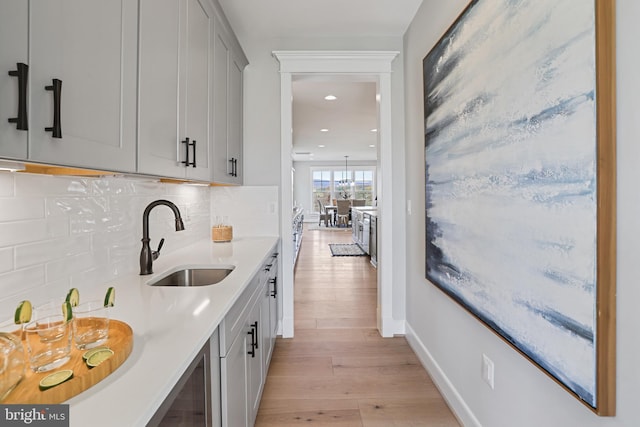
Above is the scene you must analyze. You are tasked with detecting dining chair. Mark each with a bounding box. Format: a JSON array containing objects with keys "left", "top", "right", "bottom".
[
  {"left": 336, "top": 199, "right": 351, "bottom": 227},
  {"left": 316, "top": 199, "right": 332, "bottom": 227}
]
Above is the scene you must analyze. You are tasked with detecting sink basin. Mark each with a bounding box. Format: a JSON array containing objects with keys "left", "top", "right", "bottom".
[{"left": 148, "top": 266, "right": 235, "bottom": 287}]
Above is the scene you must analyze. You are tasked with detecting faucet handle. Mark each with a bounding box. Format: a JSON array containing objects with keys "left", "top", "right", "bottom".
[{"left": 152, "top": 238, "right": 165, "bottom": 260}]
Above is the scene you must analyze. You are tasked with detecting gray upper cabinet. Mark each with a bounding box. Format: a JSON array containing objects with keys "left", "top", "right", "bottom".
[
  {"left": 0, "top": 0, "right": 28, "bottom": 160},
  {"left": 138, "top": 0, "right": 212, "bottom": 181},
  {"left": 212, "top": 13, "right": 248, "bottom": 185},
  {"left": 1, "top": 0, "right": 137, "bottom": 172},
  {"left": 0, "top": 0, "right": 246, "bottom": 182}
]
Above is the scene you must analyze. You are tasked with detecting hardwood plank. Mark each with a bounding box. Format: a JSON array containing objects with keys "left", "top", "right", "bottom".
[
  {"left": 267, "top": 356, "right": 333, "bottom": 377},
  {"left": 256, "top": 399, "right": 362, "bottom": 427},
  {"left": 316, "top": 318, "right": 377, "bottom": 329},
  {"left": 358, "top": 398, "right": 460, "bottom": 427},
  {"left": 262, "top": 375, "right": 441, "bottom": 400},
  {"left": 287, "top": 328, "right": 369, "bottom": 343},
  {"left": 332, "top": 354, "right": 430, "bottom": 378}
]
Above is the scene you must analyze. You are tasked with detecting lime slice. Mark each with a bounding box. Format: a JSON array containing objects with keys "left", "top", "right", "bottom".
[
  {"left": 86, "top": 348, "right": 114, "bottom": 367},
  {"left": 61, "top": 301, "right": 73, "bottom": 322},
  {"left": 39, "top": 369, "right": 74, "bottom": 391},
  {"left": 14, "top": 300, "right": 32, "bottom": 324},
  {"left": 104, "top": 286, "right": 115, "bottom": 308},
  {"left": 82, "top": 346, "right": 111, "bottom": 361},
  {"left": 65, "top": 288, "right": 80, "bottom": 307}
]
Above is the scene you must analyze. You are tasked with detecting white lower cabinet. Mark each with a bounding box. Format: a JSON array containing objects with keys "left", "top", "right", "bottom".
[{"left": 219, "top": 249, "right": 279, "bottom": 427}]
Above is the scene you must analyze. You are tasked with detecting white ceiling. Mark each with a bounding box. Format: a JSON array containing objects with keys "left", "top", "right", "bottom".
[{"left": 217, "top": 0, "right": 424, "bottom": 162}]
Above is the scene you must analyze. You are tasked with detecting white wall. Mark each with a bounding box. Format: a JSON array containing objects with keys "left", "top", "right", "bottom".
[
  {"left": 241, "top": 36, "right": 404, "bottom": 187},
  {"left": 0, "top": 173, "right": 210, "bottom": 316},
  {"left": 210, "top": 186, "right": 279, "bottom": 237},
  {"left": 403, "top": 1, "right": 639, "bottom": 426}
]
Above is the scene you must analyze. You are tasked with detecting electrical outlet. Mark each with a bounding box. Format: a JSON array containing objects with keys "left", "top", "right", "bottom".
[{"left": 481, "top": 354, "right": 495, "bottom": 389}]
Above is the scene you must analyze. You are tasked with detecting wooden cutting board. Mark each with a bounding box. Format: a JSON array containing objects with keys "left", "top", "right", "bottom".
[{"left": 3, "top": 319, "right": 133, "bottom": 404}]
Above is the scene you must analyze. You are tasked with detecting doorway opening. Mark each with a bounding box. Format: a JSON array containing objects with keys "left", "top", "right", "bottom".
[{"left": 274, "top": 51, "right": 401, "bottom": 338}]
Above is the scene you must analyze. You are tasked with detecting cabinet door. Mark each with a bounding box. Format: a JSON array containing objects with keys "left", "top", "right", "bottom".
[
  {"left": 183, "top": 0, "right": 211, "bottom": 181},
  {"left": 138, "top": 0, "right": 211, "bottom": 179},
  {"left": 246, "top": 299, "right": 263, "bottom": 426},
  {"left": 0, "top": 0, "right": 28, "bottom": 159},
  {"left": 138, "top": 0, "right": 182, "bottom": 178},
  {"left": 227, "top": 56, "right": 243, "bottom": 183},
  {"left": 212, "top": 22, "right": 245, "bottom": 185},
  {"left": 212, "top": 27, "right": 230, "bottom": 183},
  {"left": 29, "top": 0, "right": 137, "bottom": 172},
  {"left": 221, "top": 327, "right": 248, "bottom": 427}
]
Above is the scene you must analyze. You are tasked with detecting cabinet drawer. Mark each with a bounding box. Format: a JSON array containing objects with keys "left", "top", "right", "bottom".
[{"left": 219, "top": 274, "right": 260, "bottom": 356}]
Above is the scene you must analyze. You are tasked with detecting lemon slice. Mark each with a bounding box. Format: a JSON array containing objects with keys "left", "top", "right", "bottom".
[
  {"left": 104, "top": 286, "right": 115, "bottom": 308},
  {"left": 86, "top": 348, "right": 114, "bottom": 368},
  {"left": 65, "top": 288, "right": 80, "bottom": 307},
  {"left": 82, "top": 346, "right": 111, "bottom": 361},
  {"left": 39, "top": 369, "right": 74, "bottom": 391},
  {"left": 61, "top": 301, "right": 73, "bottom": 322},
  {"left": 14, "top": 300, "right": 32, "bottom": 324}
]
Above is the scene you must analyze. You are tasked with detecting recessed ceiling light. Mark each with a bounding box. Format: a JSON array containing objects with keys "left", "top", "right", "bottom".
[
  {"left": 320, "top": 128, "right": 329, "bottom": 132},
  {"left": 370, "top": 128, "right": 378, "bottom": 132},
  {"left": 324, "top": 95, "right": 337, "bottom": 101},
  {"left": 318, "top": 145, "right": 325, "bottom": 148},
  {"left": 369, "top": 144, "right": 376, "bottom": 148}
]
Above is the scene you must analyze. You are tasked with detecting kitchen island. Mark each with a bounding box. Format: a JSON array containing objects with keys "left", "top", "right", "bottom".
[{"left": 66, "top": 236, "right": 279, "bottom": 426}]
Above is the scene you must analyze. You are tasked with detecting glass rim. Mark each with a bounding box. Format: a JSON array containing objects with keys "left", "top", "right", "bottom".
[
  {"left": 73, "top": 300, "right": 109, "bottom": 312},
  {"left": 25, "top": 314, "right": 70, "bottom": 330}
]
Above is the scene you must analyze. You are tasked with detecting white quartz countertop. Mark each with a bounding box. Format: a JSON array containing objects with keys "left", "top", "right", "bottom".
[
  {"left": 66, "top": 236, "right": 279, "bottom": 426},
  {"left": 353, "top": 206, "right": 378, "bottom": 217}
]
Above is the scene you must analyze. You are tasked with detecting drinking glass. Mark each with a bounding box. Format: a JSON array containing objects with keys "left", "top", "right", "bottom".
[
  {"left": 24, "top": 315, "right": 72, "bottom": 373},
  {"left": 0, "top": 319, "right": 25, "bottom": 401},
  {"left": 72, "top": 300, "right": 110, "bottom": 350}
]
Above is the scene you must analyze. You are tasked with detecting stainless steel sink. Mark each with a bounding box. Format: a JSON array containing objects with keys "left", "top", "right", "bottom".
[{"left": 148, "top": 266, "right": 235, "bottom": 287}]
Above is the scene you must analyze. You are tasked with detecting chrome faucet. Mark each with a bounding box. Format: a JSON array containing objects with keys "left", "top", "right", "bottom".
[{"left": 140, "top": 199, "right": 185, "bottom": 275}]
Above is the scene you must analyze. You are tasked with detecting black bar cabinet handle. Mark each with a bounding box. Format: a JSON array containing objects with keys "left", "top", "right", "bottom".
[
  {"left": 234, "top": 158, "right": 238, "bottom": 177},
  {"left": 8, "top": 63, "right": 28, "bottom": 131},
  {"left": 191, "top": 139, "right": 197, "bottom": 167},
  {"left": 270, "top": 278, "right": 277, "bottom": 298},
  {"left": 252, "top": 321, "right": 258, "bottom": 349},
  {"left": 45, "top": 79, "right": 62, "bottom": 138},
  {"left": 247, "top": 328, "right": 255, "bottom": 357},
  {"left": 181, "top": 138, "right": 190, "bottom": 166},
  {"left": 228, "top": 158, "right": 234, "bottom": 176}
]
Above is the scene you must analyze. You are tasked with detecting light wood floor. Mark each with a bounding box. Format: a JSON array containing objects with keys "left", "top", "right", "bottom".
[{"left": 255, "top": 224, "right": 460, "bottom": 426}]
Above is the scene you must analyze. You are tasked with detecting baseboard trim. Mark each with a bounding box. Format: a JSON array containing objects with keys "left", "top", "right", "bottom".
[{"left": 405, "top": 323, "right": 481, "bottom": 427}]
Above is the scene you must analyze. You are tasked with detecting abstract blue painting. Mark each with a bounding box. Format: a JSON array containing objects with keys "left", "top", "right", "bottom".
[{"left": 423, "top": 0, "right": 614, "bottom": 410}]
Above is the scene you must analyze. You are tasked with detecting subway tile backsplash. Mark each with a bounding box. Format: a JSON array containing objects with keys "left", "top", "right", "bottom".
[{"left": 0, "top": 172, "right": 211, "bottom": 316}]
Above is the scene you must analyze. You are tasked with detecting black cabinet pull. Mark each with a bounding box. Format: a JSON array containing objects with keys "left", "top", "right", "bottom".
[
  {"left": 8, "top": 63, "right": 28, "bottom": 131},
  {"left": 228, "top": 158, "right": 235, "bottom": 177},
  {"left": 247, "top": 328, "right": 255, "bottom": 357},
  {"left": 270, "top": 278, "right": 277, "bottom": 298},
  {"left": 181, "top": 138, "right": 196, "bottom": 167},
  {"left": 191, "top": 139, "right": 197, "bottom": 167},
  {"left": 251, "top": 321, "right": 258, "bottom": 349},
  {"left": 228, "top": 157, "right": 238, "bottom": 177},
  {"left": 45, "top": 79, "right": 62, "bottom": 138}
]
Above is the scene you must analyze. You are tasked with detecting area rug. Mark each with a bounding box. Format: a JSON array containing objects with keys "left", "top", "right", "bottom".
[
  {"left": 307, "top": 223, "right": 351, "bottom": 232},
  {"left": 329, "top": 243, "right": 366, "bottom": 257}
]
